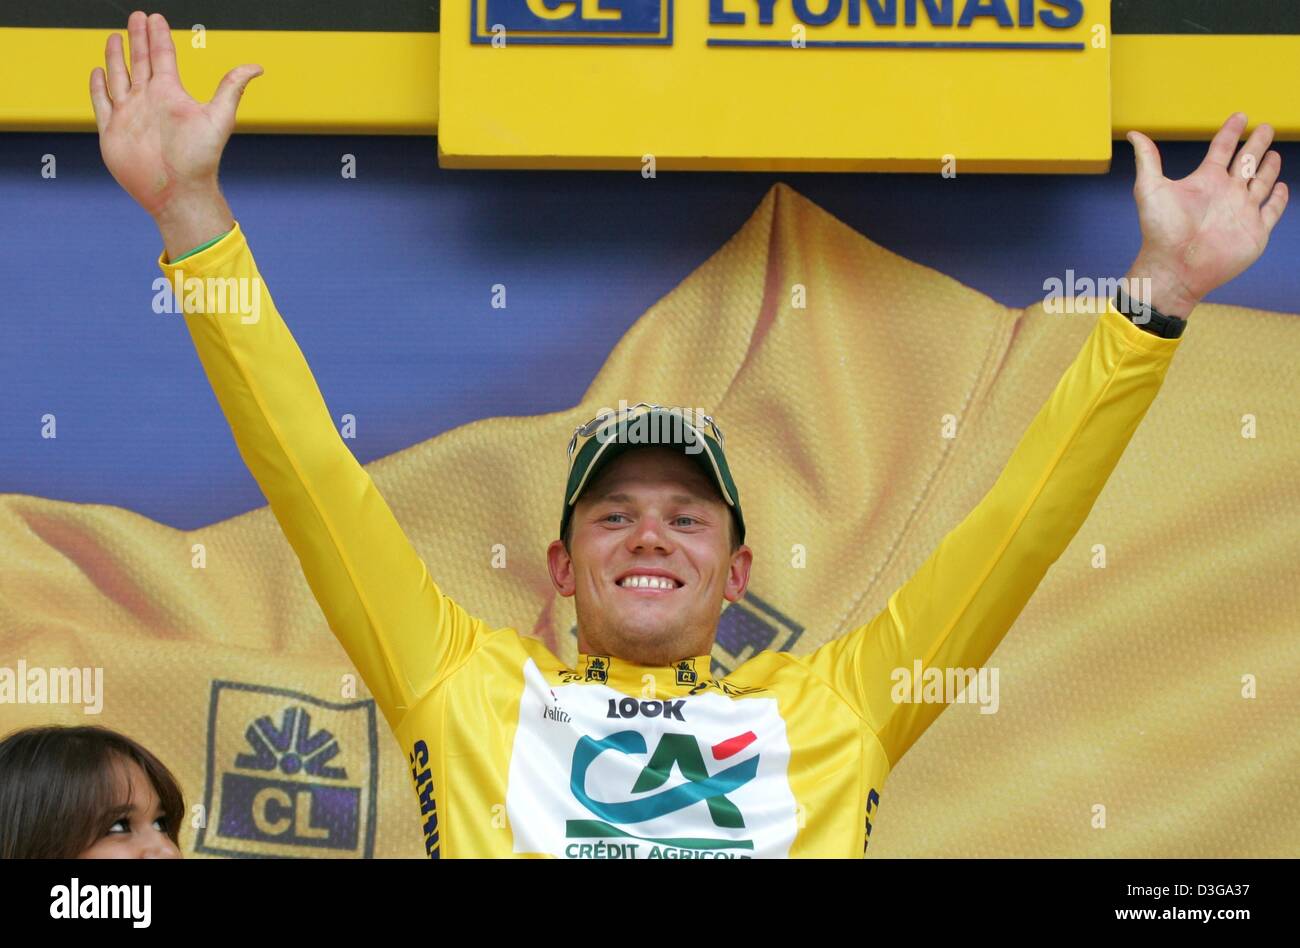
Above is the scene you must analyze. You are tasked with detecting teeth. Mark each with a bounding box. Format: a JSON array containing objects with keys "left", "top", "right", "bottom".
[{"left": 620, "top": 575, "right": 677, "bottom": 590}]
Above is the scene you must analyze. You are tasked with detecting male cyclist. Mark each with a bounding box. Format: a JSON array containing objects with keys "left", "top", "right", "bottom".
[{"left": 91, "top": 11, "right": 1288, "bottom": 857}]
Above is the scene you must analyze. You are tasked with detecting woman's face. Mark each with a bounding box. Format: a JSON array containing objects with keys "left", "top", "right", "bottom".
[{"left": 78, "top": 758, "right": 182, "bottom": 859}]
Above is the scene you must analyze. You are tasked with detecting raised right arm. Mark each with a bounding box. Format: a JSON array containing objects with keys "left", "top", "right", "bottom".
[{"left": 91, "top": 11, "right": 491, "bottom": 729}]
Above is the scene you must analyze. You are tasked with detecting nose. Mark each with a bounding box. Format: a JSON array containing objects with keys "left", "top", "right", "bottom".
[
  {"left": 140, "top": 832, "right": 183, "bottom": 859},
  {"left": 627, "top": 514, "right": 673, "bottom": 554}
]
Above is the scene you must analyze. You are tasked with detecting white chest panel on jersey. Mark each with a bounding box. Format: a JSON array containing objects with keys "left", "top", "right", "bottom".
[{"left": 507, "top": 659, "right": 798, "bottom": 859}]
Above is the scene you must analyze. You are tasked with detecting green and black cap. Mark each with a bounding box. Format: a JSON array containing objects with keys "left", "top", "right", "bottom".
[{"left": 561, "top": 404, "right": 745, "bottom": 545}]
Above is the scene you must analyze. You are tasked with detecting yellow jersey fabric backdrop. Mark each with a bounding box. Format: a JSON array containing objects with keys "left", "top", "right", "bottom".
[{"left": 1, "top": 183, "right": 1296, "bottom": 857}]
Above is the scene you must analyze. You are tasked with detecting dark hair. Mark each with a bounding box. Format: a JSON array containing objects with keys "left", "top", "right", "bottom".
[{"left": 0, "top": 725, "right": 184, "bottom": 859}]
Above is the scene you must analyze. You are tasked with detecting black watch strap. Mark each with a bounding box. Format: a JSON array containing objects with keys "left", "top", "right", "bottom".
[{"left": 1112, "top": 285, "right": 1187, "bottom": 339}]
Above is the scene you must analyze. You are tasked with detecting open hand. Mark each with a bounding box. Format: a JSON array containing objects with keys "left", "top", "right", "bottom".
[
  {"left": 1126, "top": 114, "right": 1288, "bottom": 317},
  {"left": 89, "top": 11, "right": 261, "bottom": 227}
]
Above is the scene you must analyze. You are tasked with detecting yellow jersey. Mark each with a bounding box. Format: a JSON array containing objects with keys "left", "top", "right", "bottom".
[{"left": 161, "top": 223, "right": 1182, "bottom": 858}]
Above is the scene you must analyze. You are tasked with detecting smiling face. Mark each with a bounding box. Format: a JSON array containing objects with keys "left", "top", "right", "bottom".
[
  {"left": 78, "top": 757, "right": 182, "bottom": 860},
  {"left": 547, "top": 446, "right": 752, "bottom": 666}
]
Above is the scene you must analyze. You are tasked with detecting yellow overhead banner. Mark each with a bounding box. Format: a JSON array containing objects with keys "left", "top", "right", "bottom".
[
  {"left": 438, "top": 0, "right": 1111, "bottom": 172},
  {"left": 6, "top": 2, "right": 1298, "bottom": 146}
]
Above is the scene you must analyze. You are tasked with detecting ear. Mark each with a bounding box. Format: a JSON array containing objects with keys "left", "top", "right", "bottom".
[
  {"left": 547, "top": 539, "right": 577, "bottom": 597},
  {"left": 723, "top": 544, "right": 753, "bottom": 603}
]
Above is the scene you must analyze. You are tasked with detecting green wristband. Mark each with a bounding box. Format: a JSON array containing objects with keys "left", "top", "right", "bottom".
[{"left": 171, "top": 229, "right": 232, "bottom": 263}]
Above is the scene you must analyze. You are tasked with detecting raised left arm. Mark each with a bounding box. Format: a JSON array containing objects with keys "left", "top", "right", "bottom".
[
  {"left": 798, "top": 115, "right": 1287, "bottom": 766},
  {"left": 1123, "top": 113, "right": 1288, "bottom": 320}
]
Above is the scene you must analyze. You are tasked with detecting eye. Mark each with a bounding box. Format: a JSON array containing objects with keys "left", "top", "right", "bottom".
[
  {"left": 107, "top": 818, "right": 130, "bottom": 835},
  {"left": 673, "top": 516, "right": 698, "bottom": 527},
  {"left": 152, "top": 817, "right": 168, "bottom": 832},
  {"left": 603, "top": 513, "right": 629, "bottom": 524}
]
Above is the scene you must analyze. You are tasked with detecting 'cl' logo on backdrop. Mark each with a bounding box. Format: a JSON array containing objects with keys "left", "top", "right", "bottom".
[
  {"left": 197, "top": 681, "right": 379, "bottom": 858},
  {"left": 471, "top": 0, "right": 674, "bottom": 46}
]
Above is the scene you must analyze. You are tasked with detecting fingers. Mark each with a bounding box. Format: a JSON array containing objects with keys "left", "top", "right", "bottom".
[
  {"left": 127, "top": 10, "right": 151, "bottom": 86},
  {"left": 105, "top": 32, "right": 130, "bottom": 100},
  {"left": 209, "top": 64, "right": 264, "bottom": 124},
  {"left": 1127, "top": 130, "right": 1164, "bottom": 192},
  {"left": 1200, "top": 112, "right": 1248, "bottom": 172},
  {"left": 89, "top": 68, "right": 113, "bottom": 133},
  {"left": 1249, "top": 150, "right": 1282, "bottom": 203},
  {"left": 1231, "top": 122, "right": 1274, "bottom": 182},
  {"left": 147, "top": 12, "right": 179, "bottom": 80},
  {"left": 1261, "top": 182, "right": 1289, "bottom": 235}
]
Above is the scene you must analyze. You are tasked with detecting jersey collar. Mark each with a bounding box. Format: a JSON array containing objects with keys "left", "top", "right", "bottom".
[{"left": 574, "top": 653, "right": 713, "bottom": 696}]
